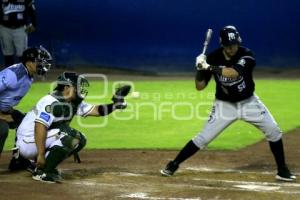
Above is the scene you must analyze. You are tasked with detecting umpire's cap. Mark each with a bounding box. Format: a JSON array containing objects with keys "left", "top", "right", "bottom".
[{"left": 219, "top": 25, "right": 242, "bottom": 46}]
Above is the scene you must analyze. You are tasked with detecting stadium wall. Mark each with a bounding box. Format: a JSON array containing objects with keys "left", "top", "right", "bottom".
[{"left": 28, "top": 0, "right": 300, "bottom": 72}]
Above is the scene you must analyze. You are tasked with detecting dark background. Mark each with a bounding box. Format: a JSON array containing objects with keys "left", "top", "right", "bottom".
[{"left": 27, "top": 0, "right": 300, "bottom": 72}]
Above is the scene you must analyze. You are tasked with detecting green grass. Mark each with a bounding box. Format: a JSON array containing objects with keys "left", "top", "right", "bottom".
[{"left": 4, "top": 79, "right": 300, "bottom": 151}]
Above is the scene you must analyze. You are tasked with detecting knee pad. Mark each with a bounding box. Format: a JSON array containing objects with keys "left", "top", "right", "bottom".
[
  {"left": 60, "top": 134, "right": 80, "bottom": 152},
  {"left": 59, "top": 127, "right": 86, "bottom": 153}
]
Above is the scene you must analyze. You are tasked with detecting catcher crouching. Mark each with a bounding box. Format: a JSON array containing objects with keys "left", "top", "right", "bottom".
[{"left": 13, "top": 72, "right": 130, "bottom": 183}]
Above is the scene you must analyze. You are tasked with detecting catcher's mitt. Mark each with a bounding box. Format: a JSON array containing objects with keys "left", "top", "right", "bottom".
[{"left": 112, "top": 85, "right": 131, "bottom": 109}]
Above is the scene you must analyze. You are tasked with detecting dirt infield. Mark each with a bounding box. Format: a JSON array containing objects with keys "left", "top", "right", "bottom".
[{"left": 0, "top": 128, "right": 299, "bottom": 200}]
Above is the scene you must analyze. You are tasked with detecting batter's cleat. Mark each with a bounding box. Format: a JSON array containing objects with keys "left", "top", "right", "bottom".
[
  {"left": 160, "top": 161, "right": 179, "bottom": 177},
  {"left": 276, "top": 167, "right": 296, "bottom": 182}
]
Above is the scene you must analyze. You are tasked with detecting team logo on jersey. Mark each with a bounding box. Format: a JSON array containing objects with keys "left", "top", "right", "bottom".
[
  {"left": 45, "top": 105, "right": 51, "bottom": 113},
  {"left": 3, "top": 3, "right": 25, "bottom": 15},
  {"left": 228, "top": 33, "right": 236, "bottom": 41},
  {"left": 218, "top": 75, "right": 244, "bottom": 87},
  {"left": 39, "top": 112, "right": 50, "bottom": 122}
]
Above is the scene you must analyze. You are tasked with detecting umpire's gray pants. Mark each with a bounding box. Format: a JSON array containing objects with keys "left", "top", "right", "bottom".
[{"left": 192, "top": 95, "right": 282, "bottom": 149}]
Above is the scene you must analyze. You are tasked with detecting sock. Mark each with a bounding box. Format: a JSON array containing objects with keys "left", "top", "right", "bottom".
[
  {"left": 269, "top": 139, "right": 286, "bottom": 171},
  {"left": 173, "top": 140, "right": 199, "bottom": 165}
]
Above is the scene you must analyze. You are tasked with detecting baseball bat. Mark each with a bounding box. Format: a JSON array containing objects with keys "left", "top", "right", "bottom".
[{"left": 201, "top": 28, "right": 213, "bottom": 55}]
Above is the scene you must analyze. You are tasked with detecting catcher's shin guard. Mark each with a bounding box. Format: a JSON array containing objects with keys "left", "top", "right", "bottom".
[
  {"left": 43, "top": 145, "right": 69, "bottom": 173},
  {"left": 56, "top": 123, "right": 87, "bottom": 163},
  {"left": 69, "top": 131, "right": 86, "bottom": 163}
]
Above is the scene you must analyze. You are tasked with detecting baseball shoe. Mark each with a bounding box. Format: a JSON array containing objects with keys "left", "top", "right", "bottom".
[
  {"left": 8, "top": 148, "right": 32, "bottom": 171},
  {"left": 276, "top": 167, "right": 296, "bottom": 182},
  {"left": 26, "top": 160, "right": 37, "bottom": 175},
  {"left": 49, "top": 168, "right": 63, "bottom": 182},
  {"left": 160, "top": 161, "right": 179, "bottom": 177},
  {"left": 32, "top": 168, "right": 61, "bottom": 184}
]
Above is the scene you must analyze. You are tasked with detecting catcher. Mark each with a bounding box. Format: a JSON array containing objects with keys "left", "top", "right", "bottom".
[{"left": 15, "top": 71, "right": 131, "bottom": 183}]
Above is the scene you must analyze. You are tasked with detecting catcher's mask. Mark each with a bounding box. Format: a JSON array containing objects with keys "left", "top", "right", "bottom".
[
  {"left": 21, "top": 45, "right": 52, "bottom": 76},
  {"left": 55, "top": 72, "right": 89, "bottom": 99}
]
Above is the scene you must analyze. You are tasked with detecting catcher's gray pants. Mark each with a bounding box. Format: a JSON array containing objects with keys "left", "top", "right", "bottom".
[
  {"left": 0, "top": 25, "right": 27, "bottom": 57},
  {"left": 192, "top": 95, "right": 282, "bottom": 149}
]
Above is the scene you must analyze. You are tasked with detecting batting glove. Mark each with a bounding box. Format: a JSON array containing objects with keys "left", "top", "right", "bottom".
[{"left": 196, "top": 54, "right": 210, "bottom": 70}]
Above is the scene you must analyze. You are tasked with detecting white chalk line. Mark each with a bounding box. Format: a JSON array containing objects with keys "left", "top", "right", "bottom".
[
  {"left": 1, "top": 167, "right": 299, "bottom": 199},
  {"left": 70, "top": 170, "right": 300, "bottom": 200},
  {"left": 120, "top": 192, "right": 203, "bottom": 200},
  {"left": 192, "top": 177, "right": 300, "bottom": 194},
  {"left": 105, "top": 172, "right": 144, "bottom": 177},
  {"left": 192, "top": 177, "right": 300, "bottom": 188},
  {"left": 185, "top": 167, "right": 274, "bottom": 175}
]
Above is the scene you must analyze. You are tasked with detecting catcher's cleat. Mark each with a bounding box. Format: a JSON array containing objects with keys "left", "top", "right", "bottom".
[
  {"left": 32, "top": 168, "right": 61, "bottom": 183},
  {"left": 49, "top": 168, "right": 63, "bottom": 182},
  {"left": 276, "top": 167, "right": 296, "bottom": 182},
  {"left": 26, "top": 160, "right": 37, "bottom": 175},
  {"left": 8, "top": 148, "right": 33, "bottom": 171},
  {"left": 160, "top": 161, "right": 179, "bottom": 177}
]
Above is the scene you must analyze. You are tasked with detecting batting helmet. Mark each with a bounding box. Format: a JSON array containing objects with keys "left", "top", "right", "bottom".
[
  {"left": 56, "top": 72, "right": 89, "bottom": 99},
  {"left": 21, "top": 45, "right": 52, "bottom": 76},
  {"left": 219, "top": 25, "right": 242, "bottom": 46}
]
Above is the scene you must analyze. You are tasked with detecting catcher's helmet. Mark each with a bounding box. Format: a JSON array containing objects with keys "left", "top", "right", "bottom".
[
  {"left": 56, "top": 72, "right": 89, "bottom": 99},
  {"left": 21, "top": 45, "right": 52, "bottom": 76},
  {"left": 219, "top": 25, "right": 242, "bottom": 46}
]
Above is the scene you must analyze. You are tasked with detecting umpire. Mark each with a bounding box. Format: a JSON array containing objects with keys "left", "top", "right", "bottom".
[{"left": 0, "top": 46, "right": 51, "bottom": 157}]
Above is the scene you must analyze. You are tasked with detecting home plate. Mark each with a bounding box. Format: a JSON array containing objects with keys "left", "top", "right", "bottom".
[{"left": 234, "top": 184, "right": 280, "bottom": 191}]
